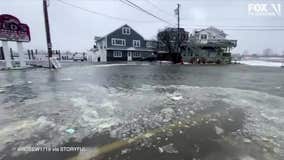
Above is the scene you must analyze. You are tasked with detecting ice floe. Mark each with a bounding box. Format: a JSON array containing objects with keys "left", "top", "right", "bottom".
[
  {"left": 121, "top": 148, "right": 131, "bottom": 155},
  {"left": 158, "top": 143, "right": 178, "bottom": 154},
  {"left": 169, "top": 94, "right": 183, "bottom": 101},
  {"left": 215, "top": 126, "right": 224, "bottom": 135},
  {"left": 65, "top": 128, "right": 75, "bottom": 134},
  {"left": 240, "top": 155, "right": 256, "bottom": 160},
  {"left": 0, "top": 89, "right": 5, "bottom": 93},
  {"left": 27, "top": 81, "right": 33, "bottom": 84},
  {"left": 243, "top": 138, "right": 252, "bottom": 143}
]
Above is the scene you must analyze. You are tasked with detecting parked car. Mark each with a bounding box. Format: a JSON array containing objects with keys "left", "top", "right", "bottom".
[{"left": 73, "top": 53, "right": 85, "bottom": 62}]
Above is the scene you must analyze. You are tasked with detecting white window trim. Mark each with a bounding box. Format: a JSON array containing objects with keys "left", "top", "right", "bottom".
[
  {"left": 122, "top": 27, "right": 131, "bottom": 35},
  {"left": 133, "top": 40, "right": 141, "bottom": 48},
  {"left": 132, "top": 52, "right": 141, "bottom": 58},
  {"left": 113, "top": 51, "right": 122, "bottom": 57},
  {"left": 111, "top": 38, "right": 126, "bottom": 46}
]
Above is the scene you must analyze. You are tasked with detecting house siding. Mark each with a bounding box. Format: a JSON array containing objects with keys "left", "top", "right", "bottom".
[
  {"left": 132, "top": 51, "right": 153, "bottom": 60},
  {"left": 107, "top": 50, "right": 127, "bottom": 61},
  {"left": 94, "top": 25, "right": 155, "bottom": 62},
  {"left": 107, "top": 50, "right": 153, "bottom": 61},
  {"left": 106, "top": 25, "right": 146, "bottom": 49}
]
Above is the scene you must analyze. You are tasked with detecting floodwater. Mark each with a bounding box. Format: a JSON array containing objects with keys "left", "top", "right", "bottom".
[{"left": 0, "top": 63, "right": 284, "bottom": 160}]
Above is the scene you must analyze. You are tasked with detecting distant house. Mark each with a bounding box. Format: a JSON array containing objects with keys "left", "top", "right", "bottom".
[
  {"left": 192, "top": 27, "right": 228, "bottom": 44},
  {"left": 93, "top": 24, "right": 155, "bottom": 62},
  {"left": 183, "top": 26, "right": 237, "bottom": 64}
]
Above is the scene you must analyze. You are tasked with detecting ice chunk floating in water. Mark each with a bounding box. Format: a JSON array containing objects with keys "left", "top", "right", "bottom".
[
  {"left": 158, "top": 143, "right": 179, "bottom": 154},
  {"left": 1, "top": 84, "right": 284, "bottom": 159},
  {"left": 169, "top": 94, "right": 183, "bottom": 101},
  {"left": 66, "top": 128, "right": 75, "bottom": 134},
  {"left": 215, "top": 126, "right": 224, "bottom": 135}
]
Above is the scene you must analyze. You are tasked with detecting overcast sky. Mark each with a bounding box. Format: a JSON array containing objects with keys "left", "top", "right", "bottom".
[{"left": 1, "top": 0, "right": 284, "bottom": 54}]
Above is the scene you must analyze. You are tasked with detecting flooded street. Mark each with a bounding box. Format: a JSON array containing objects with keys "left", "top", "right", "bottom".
[{"left": 0, "top": 63, "right": 284, "bottom": 160}]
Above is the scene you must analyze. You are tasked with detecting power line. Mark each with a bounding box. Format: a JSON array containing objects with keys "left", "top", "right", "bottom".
[
  {"left": 185, "top": 25, "right": 284, "bottom": 28},
  {"left": 54, "top": 0, "right": 284, "bottom": 31},
  {"left": 142, "top": 0, "right": 175, "bottom": 19},
  {"left": 223, "top": 28, "right": 284, "bottom": 31},
  {"left": 56, "top": 0, "right": 156, "bottom": 23},
  {"left": 186, "top": 27, "right": 284, "bottom": 31},
  {"left": 119, "top": 0, "right": 174, "bottom": 26}
]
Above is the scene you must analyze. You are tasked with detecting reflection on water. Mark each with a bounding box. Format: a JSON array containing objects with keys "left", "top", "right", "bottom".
[{"left": 0, "top": 64, "right": 283, "bottom": 160}]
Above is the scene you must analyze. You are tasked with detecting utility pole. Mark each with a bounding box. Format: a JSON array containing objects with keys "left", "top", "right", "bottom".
[
  {"left": 176, "top": 3, "right": 180, "bottom": 62},
  {"left": 177, "top": 3, "right": 180, "bottom": 35},
  {"left": 43, "top": 0, "right": 53, "bottom": 69}
]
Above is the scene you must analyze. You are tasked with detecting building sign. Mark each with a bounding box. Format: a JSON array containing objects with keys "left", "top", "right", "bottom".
[{"left": 0, "top": 14, "right": 31, "bottom": 42}]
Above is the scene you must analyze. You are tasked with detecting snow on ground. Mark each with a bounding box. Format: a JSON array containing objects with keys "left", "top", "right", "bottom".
[{"left": 240, "top": 60, "right": 283, "bottom": 67}]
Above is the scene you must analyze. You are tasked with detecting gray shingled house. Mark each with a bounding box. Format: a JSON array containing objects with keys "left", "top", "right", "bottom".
[
  {"left": 183, "top": 27, "right": 237, "bottom": 64},
  {"left": 93, "top": 24, "right": 155, "bottom": 62}
]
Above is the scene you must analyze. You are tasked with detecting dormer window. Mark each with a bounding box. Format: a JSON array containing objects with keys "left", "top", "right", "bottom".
[{"left": 122, "top": 27, "right": 131, "bottom": 35}]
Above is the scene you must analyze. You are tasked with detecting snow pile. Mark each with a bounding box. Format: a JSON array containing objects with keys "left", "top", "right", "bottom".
[{"left": 240, "top": 60, "right": 282, "bottom": 67}]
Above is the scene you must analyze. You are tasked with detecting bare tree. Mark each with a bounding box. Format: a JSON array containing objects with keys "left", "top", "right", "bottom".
[
  {"left": 157, "top": 28, "right": 188, "bottom": 63},
  {"left": 157, "top": 30, "right": 173, "bottom": 54}
]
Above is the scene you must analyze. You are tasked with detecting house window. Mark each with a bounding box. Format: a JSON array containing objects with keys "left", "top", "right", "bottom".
[
  {"left": 111, "top": 38, "right": 126, "bottom": 46},
  {"left": 133, "top": 52, "right": 141, "bottom": 57},
  {"left": 113, "top": 51, "right": 122, "bottom": 57},
  {"left": 133, "top": 40, "right": 141, "bottom": 48},
  {"left": 122, "top": 27, "right": 131, "bottom": 35},
  {"left": 201, "top": 34, "right": 207, "bottom": 40}
]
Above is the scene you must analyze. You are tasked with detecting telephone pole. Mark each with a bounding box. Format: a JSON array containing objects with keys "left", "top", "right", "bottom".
[
  {"left": 176, "top": 3, "right": 180, "bottom": 62},
  {"left": 43, "top": 0, "right": 53, "bottom": 68},
  {"left": 177, "top": 3, "right": 180, "bottom": 33}
]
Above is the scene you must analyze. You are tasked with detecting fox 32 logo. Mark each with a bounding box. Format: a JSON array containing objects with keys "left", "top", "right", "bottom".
[{"left": 248, "top": 3, "right": 281, "bottom": 16}]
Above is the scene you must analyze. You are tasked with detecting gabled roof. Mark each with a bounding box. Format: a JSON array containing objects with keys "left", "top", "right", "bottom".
[{"left": 96, "top": 24, "right": 145, "bottom": 42}]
